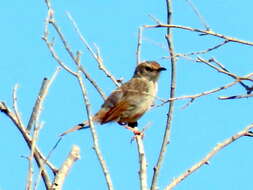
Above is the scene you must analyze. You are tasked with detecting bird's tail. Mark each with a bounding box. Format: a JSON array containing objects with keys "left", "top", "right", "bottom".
[{"left": 60, "top": 120, "right": 90, "bottom": 136}]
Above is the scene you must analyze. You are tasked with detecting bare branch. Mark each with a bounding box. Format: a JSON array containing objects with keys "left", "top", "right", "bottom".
[
  {"left": 43, "top": 5, "right": 107, "bottom": 100},
  {"left": 66, "top": 12, "right": 120, "bottom": 88},
  {"left": 136, "top": 26, "right": 143, "bottom": 65},
  {"left": 93, "top": 43, "right": 120, "bottom": 88},
  {"left": 155, "top": 70, "right": 253, "bottom": 108},
  {"left": 51, "top": 16, "right": 107, "bottom": 97},
  {"left": 43, "top": 3, "right": 114, "bottom": 189},
  {"left": 27, "top": 67, "right": 60, "bottom": 131},
  {"left": 27, "top": 78, "right": 48, "bottom": 131},
  {"left": 197, "top": 57, "right": 253, "bottom": 94},
  {"left": 144, "top": 24, "right": 253, "bottom": 46},
  {"left": 34, "top": 137, "right": 62, "bottom": 190},
  {"left": 12, "top": 84, "right": 24, "bottom": 129},
  {"left": 136, "top": 135, "right": 148, "bottom": 190},
  {"left": 75, "top": 68, "right": 114, "bottom": 190},
  {"left": 218, "top": 93, "right": 253, "bottom": 100},
  {"left": 165, "top": 124, "right": 253, "bottom": 190},
  {"left": 176, "top": 40, "right": 229, "bottom": 57},
  {"left": 210, "top": 58, "right": 253, "bottom": 93},
  {"left": 0, "top": 102, "right": 52, "bottom": 188},
  {"left": 26, "top": 122, "right": 44, "bottom": 190},
  {"left": 151, "top": 1, "right": 177, "bottom": 189},
  {"left": 44, "top": 0, "right": 51, "bottom": 9},
  {"left": 173, "top": 80, "right": 238, "bottom": 101},
  {"left": 185, "top": 0, "right": 210, "bottom": 30},
  {"left": 51, "top": 145, "right": 80, "bottom": 190},
  {"left": 1, "top": 67, "right": 60, "bottom": 188},
  {"left": 42, "top": 9, "right": 77, "bottom": 77},
  {"left": 148, "top": 14, "right": 163, "bottom": 25},
  {"left": 197, "top": 57, "right": 253, "bottom": 82}
]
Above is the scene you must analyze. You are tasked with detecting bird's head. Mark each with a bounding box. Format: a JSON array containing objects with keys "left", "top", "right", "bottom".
[{"left": 133, "top": 61, "right": 166, "bottom": 82}]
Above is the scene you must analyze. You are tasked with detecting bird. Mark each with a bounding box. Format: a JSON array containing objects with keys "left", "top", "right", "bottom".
[{"left": 61, "top": 61, "right": 166, "bottom": 136}]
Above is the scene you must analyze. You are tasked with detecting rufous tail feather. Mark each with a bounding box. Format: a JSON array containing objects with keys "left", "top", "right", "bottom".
[{"left": 60, "top": 120, "right": 90, "bottom": 136}]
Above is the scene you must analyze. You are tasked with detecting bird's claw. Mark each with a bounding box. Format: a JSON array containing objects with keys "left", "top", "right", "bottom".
[{"left": 124, "top": 126, "right": 144, "bottom": 142}]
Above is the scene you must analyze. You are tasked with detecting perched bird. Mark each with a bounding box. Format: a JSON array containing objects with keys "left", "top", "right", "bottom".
[{"left": 61, "top": 61, "right": 166, "bottom": 136}]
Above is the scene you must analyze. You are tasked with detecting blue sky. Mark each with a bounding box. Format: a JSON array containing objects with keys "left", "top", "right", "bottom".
[{"left": 1, "top": 0, "right": 253, "bottom": 190}]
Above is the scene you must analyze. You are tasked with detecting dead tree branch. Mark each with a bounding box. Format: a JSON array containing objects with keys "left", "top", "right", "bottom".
[
  {"left": 0, "top": 102, "right": 52, "bottom": 189},
  {"left": 75, "top": 67, "right": 114, "bottom": 190},
  {"left": 51, "top": 145, "right": 80, "bottom": 190},
  {"left": 144, "top": 24, "right": 253, "bottom": 46},
  {"left": 151, "top": 0, "right": 177, "bottom": 189},
  {"left": 136, "top": 26, "right": 143, "bottom": 65},
  {"left": 66, "top": 12, "right": 120, "bottom": 89},
  {"left": 164, "top": 124, "right": 253, "bottom": 190},
  {"left": 136, "top": 135, "right": 148, "bottom": 190}
]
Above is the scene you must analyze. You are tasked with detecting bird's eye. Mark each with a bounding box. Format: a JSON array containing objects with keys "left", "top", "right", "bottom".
[{"left": 145, "top": 67, "right": 153, "bottom": 72}]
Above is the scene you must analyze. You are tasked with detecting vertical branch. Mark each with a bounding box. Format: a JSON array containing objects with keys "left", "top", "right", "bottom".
[
  {"left": 136, "top": 26, "right": 143, "bottom": 65},
  {"left": 75, "top": 67, "right": 114, "bottom": 190},
  {"left": 27, "top": 78, "right": 49, "bottom": 131},
  {"left": 12, "top": 84, "right": 24, "bottom": 127},
  {"left": 34, "top": 138, "right": 63, "bottom": 190},
  {"left": 26, "top": 122, "right": 44, "bottom": 190},
  {"left": 51, "top": 145, "right": 80, "bottom": 190},
  {"left": 136, "top": 135, "right": 148, "bottom": 190},
  {"left": 151, "top": 0, "right": 177, "bottom": 189},
  {"left": 27, "top": 67, "right": 60, "bottom": 131}
]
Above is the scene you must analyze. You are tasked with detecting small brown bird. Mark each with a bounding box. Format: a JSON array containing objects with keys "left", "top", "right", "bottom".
[{"left": 61, "top": 61, "right": 166, "bottom": 136}]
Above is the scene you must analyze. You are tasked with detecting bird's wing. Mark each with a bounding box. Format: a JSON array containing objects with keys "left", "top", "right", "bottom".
[
  {"left": 100, "top": 99, "right": 129, "bottom": 124},
  {"left": 101, "top": 88, "right": 124, "bottom": 109},
  {"left": 96, "top": 78, "right": 147, "bottom": 124},
  {"left": 97, "top": 80, "right": 136, "bottom": 124}
]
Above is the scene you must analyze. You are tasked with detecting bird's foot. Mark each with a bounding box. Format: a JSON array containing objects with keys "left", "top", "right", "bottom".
[
  {"left": 124, "top": 126, "right": 143, "bottom": 135},
  {"left": 124, "top": 126, "right": 144, "bottom": 142}
]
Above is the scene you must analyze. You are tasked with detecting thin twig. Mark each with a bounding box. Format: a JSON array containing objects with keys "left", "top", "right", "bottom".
[
  {"left": 218, "top": 93, "right": 253, "bottom": 100},
  {"left": 51, "top": 145, "right": 80, "bottom": 190},
  {"left": 155, "top": 71, "right": 253, "bottom": 108},
  {"left": 176, "top": 40, "right": 229, "bottom": 57},
  {"left": 26, "top": 122, "right": 44, "bottom": 190},
  {"left": 185, "top": 0, "right": 210, "bottom": 30},
  {"left": 165, "top": 124, "right": 253, "bottom": 190},
  {"left": 93, "top": 43, "right": 120, "bottom": 88},
  {"left": 151, "top": 1, "right": 177, "bottom": 189},
  {"left": 136, "top": 135, "right": 148, "bottom": 190},
  {"left": 197, "top": 57, "right": 253, "bottom": 82},
  {"left": 210, "top": 58, "right": 253, "bottom": 93},
  {"left": 42, "top": 8, "right": 77, "bottom": 77},
  {"left": 144, "top": 24, "right": 253, "bottom": 46},
  {"left": 148, "top": 14, "right": 163, "bottom": 25},
  {"left": 162, "top": 79, "right": 240, "bottom": 105},
  {"left": 50, "top": 18, "right": 107, "bottom": 98},
  {"left": 12, "top": 84, "right": 24, "bottom": 128},
  {"left": 43, "top": 5, "right": 106, "bottom": 99},
  {"left": 66, "top": 12, "right": 120, "bottom": 88},
  {"left": 136, "top": 26, "right": 143, "bottom": 65},
  {"left": 44, "top": 0, "right": 51, "bottom": 9},
  {"left": 76, "top": 67, "right": 114, "bottom": 190},
  {"left": 197, "top": 57, "right": 253, "bottom": 95}
]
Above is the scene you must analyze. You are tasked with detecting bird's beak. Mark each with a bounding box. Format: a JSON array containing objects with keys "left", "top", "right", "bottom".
[{"left": 158, "top": 67, "right": 167, "bottom": 71}]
